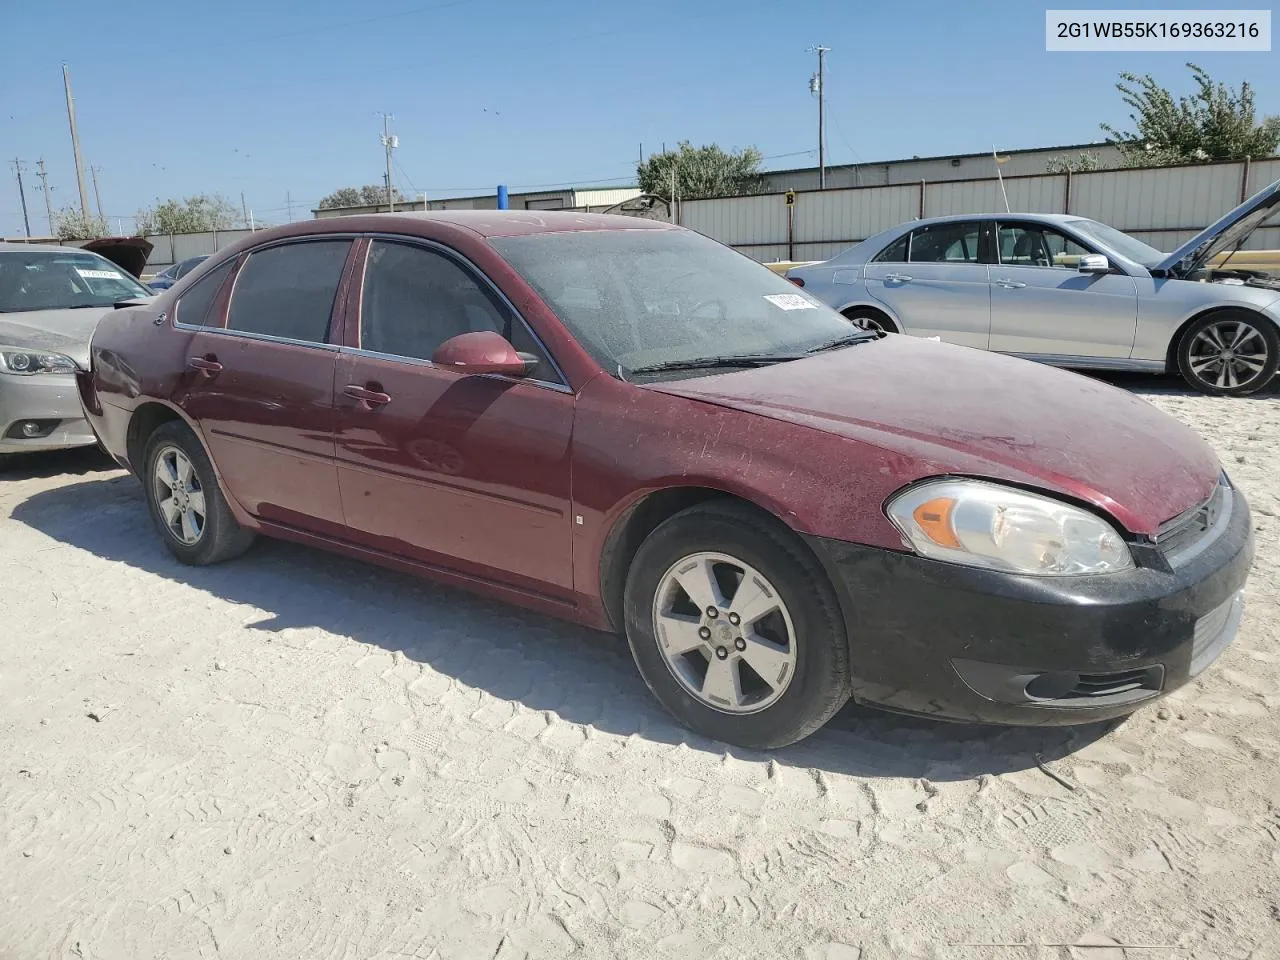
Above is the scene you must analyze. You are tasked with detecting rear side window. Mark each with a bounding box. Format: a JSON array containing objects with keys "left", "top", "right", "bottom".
[
  {"left": 227, "top": 240, "right": 351, "bottom": 344},
  {"left": 872, "top": 234, "right": 908, "bottom": 263},
  {"left": 174, "top": 260, "right": 233, "bottom": 327},
  {"left": 908, "top": 222, "right": 982, "bottom": 263}
]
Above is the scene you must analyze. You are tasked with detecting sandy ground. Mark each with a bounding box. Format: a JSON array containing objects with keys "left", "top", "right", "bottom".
[{"left": 1, "top": 375, "right": 1278, "bottom": 960}]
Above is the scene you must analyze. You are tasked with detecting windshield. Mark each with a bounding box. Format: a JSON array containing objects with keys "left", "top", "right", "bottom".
[
  {"left": 0, "top": 251, "right": 152, "bottom": 312},
  {"left": 490, "top": 229, "right": 862, "bottom": 378},
  {"left": 1067, "top": 219, "right": 1165, "bottom": 267}
]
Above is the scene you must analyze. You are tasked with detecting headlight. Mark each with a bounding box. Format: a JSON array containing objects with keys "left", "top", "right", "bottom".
[
  {"left": 0, "top": 348, "right": 78, "bottom": 376},
  {"left": 886, "top": 479, "right": 1134, "bottom": 576}
]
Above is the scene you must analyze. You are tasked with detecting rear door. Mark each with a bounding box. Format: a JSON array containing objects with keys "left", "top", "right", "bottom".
[
  {"left": 179, "top": 239, "right": 353, "bottom": 537},
  {"left": 863, "top": 220, "right": 991, "bottom": 348},
  {"left": 988, "top": 221, "right": 1138, "bottom": 359},
  {"left": 334, "top": 238, "right": 576, "bottom": 596}
]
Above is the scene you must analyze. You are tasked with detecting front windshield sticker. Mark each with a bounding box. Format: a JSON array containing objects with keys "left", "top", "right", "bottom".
[
  {"left": 763, "top": 293, "right": 817, "bottom": 311},
  {"left": 75, "top": 269, "right": 120, "bottom": 280}
]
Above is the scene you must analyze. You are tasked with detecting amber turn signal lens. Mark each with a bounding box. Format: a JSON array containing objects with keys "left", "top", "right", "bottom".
[{"left": 912, "top": 497, "right": 962, "bottom": 549}]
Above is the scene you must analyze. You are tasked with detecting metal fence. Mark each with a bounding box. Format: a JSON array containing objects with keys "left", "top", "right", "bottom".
[{"left": 680, "top": 157, "right": 1280, "bottom": 264}]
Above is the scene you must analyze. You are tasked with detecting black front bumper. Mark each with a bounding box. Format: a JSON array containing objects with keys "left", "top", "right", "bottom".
[{"left": 805, "top": 485, "right": 1254, "bottom": 726}]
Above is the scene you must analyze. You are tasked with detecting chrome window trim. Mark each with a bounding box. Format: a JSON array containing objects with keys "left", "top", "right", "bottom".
[
  {"left": 174, "top": 325, "right": 342, "bottom": 352},
  {"left": 338, "top": 345, "right": 573, "bottom": 394},
  {"left": 359, "top": 232, "right": 572, "bottom": 389}
]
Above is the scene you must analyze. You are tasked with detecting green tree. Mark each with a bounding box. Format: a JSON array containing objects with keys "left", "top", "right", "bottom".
[
  {"left": 318, "top": 184, "right": 408, "bottom": 209},
  {"left": 1045, "top": 151, "right": 1102, "bottom": 174},
  {"left": 51, "top": 206, "right": 109, "bottom": 240},
  {"left": 1101, "top": 63, "right": 1280, "bottom": 167},
  {"left": 637, "top": 142, "right": 766, "bottom": 201},
  {"left": 136, "top": 195, "right": 240, "bottom": 234}
]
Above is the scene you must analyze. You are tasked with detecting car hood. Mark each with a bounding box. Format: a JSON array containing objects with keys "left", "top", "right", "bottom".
[
  {"left": 0, "top": 308, "right": 111, "bottom": 368},
  {"left": 644, "top": 337, "right": 1221, "bottom": 536},
  {"left": 1157, "top": 176, "right": 1280, "bottom": 277}
]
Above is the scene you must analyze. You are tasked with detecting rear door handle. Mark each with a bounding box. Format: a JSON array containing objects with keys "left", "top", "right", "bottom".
[
  {"left": 187, "top": 356, "right": 223, "bottom": 376},
  {"left": 344, "top": 384, "right": 391, "bottom": 407},
  {"left": 884, "top": 273, "right": 913, "bottom": 283},
  {"left": 994, "top": 279, "right": 1027, "bottom": 289}
]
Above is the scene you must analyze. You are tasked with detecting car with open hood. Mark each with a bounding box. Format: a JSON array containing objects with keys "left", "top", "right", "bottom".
[
  {"left": 0, "top": 238, "right": 153, "bottom": 465},
  {"left": 786, "top": 178, "right": 1280, "bottom": 396},
  {"left": 78, "top": 213, "right": 1253, "bottom": 747}
]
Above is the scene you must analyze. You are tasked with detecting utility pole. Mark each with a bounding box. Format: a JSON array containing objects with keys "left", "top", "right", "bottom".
[
  {"left": 286, "top": 190, "right": 294, "bottom": 223},
  {"left": 240, "top": 191, "right": 249, "bottom": 227},
  {"left": 379, "top": 113, "right": 397, "bottom": 212},
  {"left": 809, "top": 45, "right": 830, "bottom": 189},
  {"left": 11, "top": 159, "right": 31, "bottom": 237},
  {"left": 36, "top": 159, "right": 54, "bottom": 232},
  {"left": 62, "top": 63, "right": 91, "bottom": 219},
  {"left": 90, "top": 165, "right": 105, "bottom": 222}
]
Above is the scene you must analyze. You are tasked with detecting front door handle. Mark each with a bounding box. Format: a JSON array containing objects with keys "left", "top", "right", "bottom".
[
  {"left": 344, "top": 384, "right": 392, "bottom": 407},
  {"left": 884, "top": 273, "right": 913, "bottom": 283},
  {"left": 187, "top": 356, "right": 223, "bottom": 376},
  {"left": 994, "top": 279, "right": 1027, "bottom": 289}
]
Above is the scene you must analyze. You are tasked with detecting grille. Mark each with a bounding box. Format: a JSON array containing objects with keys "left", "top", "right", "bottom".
[
  {"left": 1156, "top": 479, "right": 1230, "bottom": 568},
  {"left": 1063, "top": 665, "right": 1163, "bottom": 702},
  {"left": 1190, "top": 591, "right": 1244, "bottom": 677}
]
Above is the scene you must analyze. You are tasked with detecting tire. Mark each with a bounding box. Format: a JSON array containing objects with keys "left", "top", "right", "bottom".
[
  {"left": 142, "top": 420, "right": 254, "bottom": 565},
  {"left": 1176, "top": 310, "right": 1279, "bottom": 397},
  {"left": 842, "top": 307, "right": 895, "bottom": 337},
  {"left": 622, "top": 500, "right": 851, "bottom": 749}
]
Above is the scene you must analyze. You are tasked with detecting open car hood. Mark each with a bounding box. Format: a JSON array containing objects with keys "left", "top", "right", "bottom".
[
  {"left": 80, "top": 236, "right": 154, "bottom": 279},
  {"left": 1157, "top": 177, "right": 1280, "bottom": 277}
]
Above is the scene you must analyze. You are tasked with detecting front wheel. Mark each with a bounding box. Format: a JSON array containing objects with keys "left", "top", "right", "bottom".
[
  {"left": 142, "top": 420, "right": 255, "bottom": 565},
  {"left": 1176, "top": 311, "right": 1279, "bottom": 396},
  {"left": 622, "top": 501, "right": 851, "bottom": 749},
  {"left": 842, "top": 308, "right": 894, "bottom": 337}
]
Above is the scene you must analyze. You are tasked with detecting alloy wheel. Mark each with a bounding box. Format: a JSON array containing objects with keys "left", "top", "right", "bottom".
[
  {"left": 651, "top": 551, "right": 797, "bottom": 714},
  {"left": 1187, "top": 318, "right": 1271, "bottom": 391},
  {"left": 153, "top": 445, "right": 207, "bottom": 545}
]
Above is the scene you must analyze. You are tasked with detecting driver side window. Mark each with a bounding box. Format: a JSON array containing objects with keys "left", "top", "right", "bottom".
[
  {"left": 997, "top": 224, "right": 1091, "bottom": 269},
  {"left": 359, "top": 240, "right": 561, "bottom": 382}
]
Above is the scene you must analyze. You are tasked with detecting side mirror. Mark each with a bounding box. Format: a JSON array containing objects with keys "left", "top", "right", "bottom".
[
  {"left": 431, "top": 330, "right": 537, "bottom": 378},
  {"left": 1077, "top": 253, "right": 1111, "bottom": 274}
]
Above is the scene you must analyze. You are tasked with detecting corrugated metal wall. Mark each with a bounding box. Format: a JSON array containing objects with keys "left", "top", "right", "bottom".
[{"left": 681, "top": 159, "right": 1280, "bottom": 263}]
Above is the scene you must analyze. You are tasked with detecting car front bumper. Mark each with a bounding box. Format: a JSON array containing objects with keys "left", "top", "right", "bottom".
[
  {"left": 804, "top": 482, "right": 1254, "bottom": 725},
  {"left": 0, "top": 373, "right": 97, "bottom": 456}
]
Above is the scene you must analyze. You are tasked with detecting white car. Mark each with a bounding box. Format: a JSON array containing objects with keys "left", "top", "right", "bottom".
[{"left": 786, "top": 178, "right": 1280, "bottom": 396}]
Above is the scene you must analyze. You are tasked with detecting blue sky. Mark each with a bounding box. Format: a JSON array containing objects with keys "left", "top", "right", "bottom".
[{"left": 1, "top": 0, "right": 1275, "bottom": 234}]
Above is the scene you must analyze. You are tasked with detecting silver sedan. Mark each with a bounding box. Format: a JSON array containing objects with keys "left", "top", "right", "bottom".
[
  {"left": 0, "top": 242, "right": 154, "bottom": 466},
  {"left": 786, "top": 178, "right": 1280, "bottom": 396}
]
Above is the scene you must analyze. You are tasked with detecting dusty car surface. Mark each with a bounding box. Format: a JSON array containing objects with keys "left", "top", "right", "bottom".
[
  {"left": 787, "top": 178, "right": 1280, "bottom": 396},
  {"left": 79, "top": 212, "right": 1254, "bottom": 747},
  {"left": 0, "top": 240, "right": 153, "bottom": 464}
]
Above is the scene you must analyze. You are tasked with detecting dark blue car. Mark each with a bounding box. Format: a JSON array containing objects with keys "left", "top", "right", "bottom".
[{"left": 147, "top": 255, "right": 208, "bottom": 291}]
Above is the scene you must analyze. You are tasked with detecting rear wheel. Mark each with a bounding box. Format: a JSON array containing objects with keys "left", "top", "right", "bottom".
[
  {"left": 842, "top": 307, "right": 895, "bottom": 336},
  {"left": 1176, "top": 311, "right": 1279, "bottom": 396},
  {"left": 142, "top": 420, "right": 254, "bottom": 565},
  {"left": 622, "top": 501, "right": 851, "bottom": 749}
]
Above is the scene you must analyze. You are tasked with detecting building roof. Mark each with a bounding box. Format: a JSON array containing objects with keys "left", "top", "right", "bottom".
[{"left": 762, "top": 141, "right": 1114, "bottom": 177}]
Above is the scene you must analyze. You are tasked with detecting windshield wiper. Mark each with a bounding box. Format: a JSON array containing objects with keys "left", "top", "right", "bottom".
[
  {"left": 804, "top": 332, "right": 878, "bottom": 355},
  {"left": 624, "top": 354, "right": 797, "bottom": 377}
]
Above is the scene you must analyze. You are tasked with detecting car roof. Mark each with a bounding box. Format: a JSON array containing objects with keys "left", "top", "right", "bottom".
[
  {"left": 896, "top": 212, "right": 1088, "bottom": 228},
  {"left": 265, "top": 210, "right": 681, "bottom": 243},
  {"left": 0, "top": 242, "right": 84, "bottom": 254}
]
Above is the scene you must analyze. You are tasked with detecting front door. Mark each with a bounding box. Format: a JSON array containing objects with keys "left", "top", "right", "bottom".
[
  {"left": 863, "top": 220, "right": 991, "bottom": 349},
  {"left": 334, "top": 238, "right": 575, "bottom": 596},
  {"left": 178, "top": 238, "right": 352, "bottom": 536},
  {"left": 988, "top": 221, "right": 1139, "bottom": 359}
]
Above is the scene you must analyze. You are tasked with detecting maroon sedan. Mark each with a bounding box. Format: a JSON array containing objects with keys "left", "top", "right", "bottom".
[{"left": 78, "top": 212, "right": 1253, "bottom": 748}]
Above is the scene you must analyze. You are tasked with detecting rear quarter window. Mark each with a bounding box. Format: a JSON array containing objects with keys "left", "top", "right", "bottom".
[{"left": 175, "top": 260, "right": 233, "bottom": 327}]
